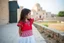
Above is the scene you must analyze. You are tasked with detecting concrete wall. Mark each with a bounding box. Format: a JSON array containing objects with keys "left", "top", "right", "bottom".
[
  {"left": 0, "top": 0, "right": 9, "bottom": 25},
  {"left": 34, "top": 23, "right": 64, "bottom": 43}
]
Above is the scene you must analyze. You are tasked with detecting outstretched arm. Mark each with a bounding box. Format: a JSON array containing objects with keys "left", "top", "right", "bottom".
[{"left": 34, "top": 16, "right": 44, "bottom": 21}]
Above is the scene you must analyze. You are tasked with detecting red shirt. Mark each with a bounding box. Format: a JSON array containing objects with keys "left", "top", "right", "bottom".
[
  {"left": 17, "top": 18, "right": 34, "bottom": 37},
  {"left": 17, "top": 18, "right": 34, "bottom": 31}
]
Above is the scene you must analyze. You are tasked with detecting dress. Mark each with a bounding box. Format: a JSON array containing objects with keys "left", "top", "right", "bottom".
[{"left": 17, "top": 18, "right": 36, "bottom": 43}]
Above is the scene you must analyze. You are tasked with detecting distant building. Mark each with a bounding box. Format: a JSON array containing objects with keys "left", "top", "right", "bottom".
[
  {"left": 31, "top": 3, "right": 47, "bottom": 20},
  {"left": 51, "top": 14, "right": 57, "bottom": 17},
  {"left": 46, "top": 12, "right": 52, "bottom": 18}
]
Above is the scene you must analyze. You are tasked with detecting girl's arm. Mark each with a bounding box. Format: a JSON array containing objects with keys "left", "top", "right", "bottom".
[
  {"left": 34, "top": 17, "right": 44, "bottom": 21},
  {"left": 19, "top": 27, "right": 22, "bottom": 36}
]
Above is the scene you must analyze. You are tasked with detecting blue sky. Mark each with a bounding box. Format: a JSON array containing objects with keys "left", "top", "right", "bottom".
[{"left": 17, "top": 0, "right": 64, "bottom": 14}]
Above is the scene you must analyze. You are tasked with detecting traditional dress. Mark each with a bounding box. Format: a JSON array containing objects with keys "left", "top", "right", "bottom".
[{"left": 17, "top": 18, "right": 36, "bottom": 43}]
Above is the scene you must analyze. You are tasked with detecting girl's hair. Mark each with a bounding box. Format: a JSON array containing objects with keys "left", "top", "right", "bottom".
[{"left": 18, "top": 8, "right": 31, "bottom": 22}]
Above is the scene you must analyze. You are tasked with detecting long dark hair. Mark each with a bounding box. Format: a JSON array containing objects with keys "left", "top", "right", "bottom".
[{"left": 18, "top": 8, "right": 31, "bottom": 22}]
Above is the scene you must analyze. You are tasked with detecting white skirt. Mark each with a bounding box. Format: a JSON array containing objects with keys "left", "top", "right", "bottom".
[{"left": 18, "top": 35, "right": 36, "bottom": 43}]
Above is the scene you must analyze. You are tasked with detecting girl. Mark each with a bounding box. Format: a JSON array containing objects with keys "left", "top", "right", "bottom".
[{"left": 17, "top": 8, "right": 43, "bottom": 43}]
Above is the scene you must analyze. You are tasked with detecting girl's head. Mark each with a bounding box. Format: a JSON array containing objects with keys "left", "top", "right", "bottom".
[{"left": 19, "top": 8, "right": 31, "bottom": 22}]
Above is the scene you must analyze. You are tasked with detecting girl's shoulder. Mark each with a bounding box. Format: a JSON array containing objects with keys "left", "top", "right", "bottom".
[
  {"left": 17, "top": 21, "right": 24, "bottom": 27},
  {"left": 29, "top": 18, "right": 34, "bottom": 24},
  {"left": 29, "top": 18, "right": 34, "bottom": 21}
]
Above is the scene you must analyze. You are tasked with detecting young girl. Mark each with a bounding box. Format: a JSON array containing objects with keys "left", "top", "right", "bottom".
[{"left": 17, "top": 8, "right": 36, "bottom": 43}]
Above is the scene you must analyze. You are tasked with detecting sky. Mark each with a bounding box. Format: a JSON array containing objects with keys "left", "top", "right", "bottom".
[{"left": 17, "top": 0, "right": 64, "bottom": 14}]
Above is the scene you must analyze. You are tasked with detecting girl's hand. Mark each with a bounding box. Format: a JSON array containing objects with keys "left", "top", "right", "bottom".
[
  {"left": 19, "top": 32, "right": 22, "bottom": 37},
  {"left": 19, "top": 27, "right": 22, "bottom": 37},
  {"left": 34, "top": 16, "right": 44, "bottom": 21}
]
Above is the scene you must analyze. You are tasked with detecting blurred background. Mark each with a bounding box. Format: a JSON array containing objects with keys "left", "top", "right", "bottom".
[{"left": 0, "top": 0, "right": 64, "bottom": 43}]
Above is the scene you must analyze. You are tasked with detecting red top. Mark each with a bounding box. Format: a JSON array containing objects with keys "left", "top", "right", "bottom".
[{"left": 17, "top": 18, "right": 34, "bottom": 31}]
